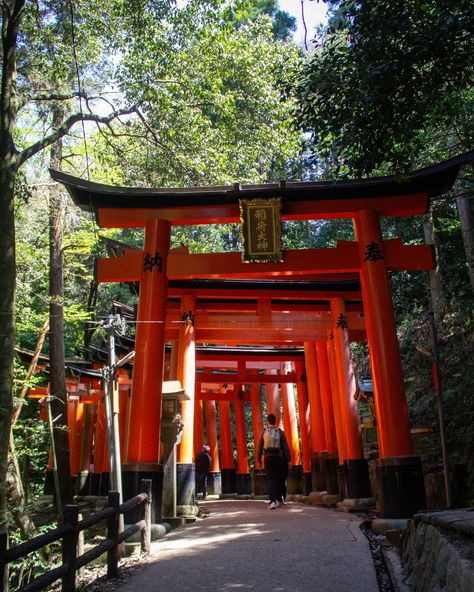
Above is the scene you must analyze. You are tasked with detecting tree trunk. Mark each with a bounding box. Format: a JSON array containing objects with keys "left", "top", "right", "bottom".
[
  {"left": 0, "top": 173, "right": 16, "bottom": 528},
  {"left": 456, "top": 195, "right": 474, "bottom": 296},
  {"left": 423, "top": 209, "right": 445, "bottom": 318},
  {"left": 83, "top": 280, "right": 98, "bottom": 349},
  {"left": 6, "top": 436, "right": 39, "bottom": 541},
  {"left": 0, "top": 0, "right": 26, "bottom": 530},
  {"left": 49, "top": 105, "right": 74, "bottom": 508},
  {"left": 6, "top": 319, "right": 49, "bottom": 537}
]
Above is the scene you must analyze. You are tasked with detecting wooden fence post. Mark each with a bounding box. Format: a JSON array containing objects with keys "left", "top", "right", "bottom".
[
  {"left": 107, "top": 491, "right": 120, "bottom": 579},
  {"left": 62, "top": 505, "right": 79, "bottom": 592},
  {"left": 141, "top": 479, "right": 152, "bottom": 556},
  {"left": 0, "top": 531, "right": 8, "bottom": 592}
]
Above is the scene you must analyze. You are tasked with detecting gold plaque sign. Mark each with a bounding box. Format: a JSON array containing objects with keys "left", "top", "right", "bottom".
[{"left": 239, "top": 197, "right": 283, "bottom": 263}]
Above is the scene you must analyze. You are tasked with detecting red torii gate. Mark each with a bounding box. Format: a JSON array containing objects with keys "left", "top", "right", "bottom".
[{"left": 51, "top": 152, "right": 469, "bottom": 519}]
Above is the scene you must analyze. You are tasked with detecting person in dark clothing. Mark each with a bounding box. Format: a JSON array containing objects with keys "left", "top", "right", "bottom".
[
  {"left": 257, "top": 414, "right": 291, "bottom": 509},
  {"left": 195, "top": 444, "right": 212, "bottom": 499},
  {"left": 280, "top": 461, "right": 289, "bottom": 505}
]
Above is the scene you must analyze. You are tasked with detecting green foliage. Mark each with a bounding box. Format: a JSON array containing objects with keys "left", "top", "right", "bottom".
[
  {"left": 73, "top": 0, "right": 305, "bottom": 264},
  {"left": 8, "top": 524, "right": 60, "bottom": 591},
  {"left": 282, "top": 219, "right": 354, "bottom": 249},
  {"left": 171, "top": 224, "right": 240, "bottom": 253},
  {"left": 297, "top": 0, "right": 474, "bottom": 175},
  {"left": 402, "top": 312, "right": 474, "bottom": 493},
  {"left": 12, "top": 417, "right": 49, "bottom": 499},
  {"left": 91, "top": 0, "right": 303, "bottom": 187},
  {"left": 15, "top": 188, "right": 99, "bottom": 356},
  {"left": 432, "top": 200, "right": 473, "bottom": 303},
  {"left": 245, "top": 0, "right": 297, "bottom": 40}
]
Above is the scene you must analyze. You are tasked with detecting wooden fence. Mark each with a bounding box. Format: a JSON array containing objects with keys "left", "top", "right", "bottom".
[{"left": 0, "top": 479, "right": 152, "bottom": 592}]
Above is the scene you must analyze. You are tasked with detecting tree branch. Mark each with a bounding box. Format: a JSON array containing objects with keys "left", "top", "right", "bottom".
[
  {"left": 133, "top": 108, "right": 200, "bottom": 180},
  {"left": 17, "top": 106, "right": 138, "bottom": 167},
  {"left": 18, "top": 90, "right": 86, "bottom": 110}
]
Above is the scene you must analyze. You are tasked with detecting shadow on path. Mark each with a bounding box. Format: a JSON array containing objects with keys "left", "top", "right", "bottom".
[{"left": 115, "top": 499, "right": 379, "bottom": 592}]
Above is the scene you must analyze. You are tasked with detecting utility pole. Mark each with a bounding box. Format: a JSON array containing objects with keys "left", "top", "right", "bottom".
[
  {"left": 429, "top": 311, "right": 452, "bottom": 509},
  {"left": 102, "top": 315, "right": 123, "bottom": 505},
  {"left": 46, "top": 395, "right": 63, "bottom": 520}
]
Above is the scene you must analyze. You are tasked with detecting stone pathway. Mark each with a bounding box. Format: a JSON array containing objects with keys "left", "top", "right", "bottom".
[{"left": 115, "top": 499, "right": 379, "bottom": 592}]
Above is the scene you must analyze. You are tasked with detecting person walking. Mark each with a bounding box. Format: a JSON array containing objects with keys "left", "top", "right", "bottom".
[
  {"left": 257, "top": 414, "right": 290, "bottom": 509},
  {"left": 195, "top": 444, "right": 212, "bottom": 500}
]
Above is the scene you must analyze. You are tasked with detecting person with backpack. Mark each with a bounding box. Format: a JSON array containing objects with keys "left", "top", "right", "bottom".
[{"left": 257, "top": 413, "right": 291, "bottom": 510}]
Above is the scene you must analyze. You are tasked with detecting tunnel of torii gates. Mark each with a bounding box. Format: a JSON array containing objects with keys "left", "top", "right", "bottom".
[{"left": 46, "top": 153, "right": 470, "bottom": 521}]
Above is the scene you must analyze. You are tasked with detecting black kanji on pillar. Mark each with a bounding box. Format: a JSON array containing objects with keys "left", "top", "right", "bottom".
[
  {"left": 143, "top": 251, "right": 163, "bottom": 272},
  {"left": 336, "top": 313, "right": 348, "bottom": 329},
  {"left": 364, "top": 241, "right": 384, "bottom": 262}
]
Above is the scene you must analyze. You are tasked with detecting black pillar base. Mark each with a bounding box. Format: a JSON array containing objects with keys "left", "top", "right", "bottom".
[
  {"left": 89, "top": 473, "right": 101, "bottom": 496},
  {"left": 345, "top": 459, "right": 372, "bottom": 499},
  {"left": 176, "top": 463, "right": 195, "bottom": 508},
  {"left": 323, "top": 454, "right": 340, "bottom": 495},
  {"left": 122, "top": 463, "right": 164, "bottom": 524},
  {"left": 76, "top": 471, "right": 91, "bottom": 496},
  {"left": 337, "top": 464, "right": 347, "bottom": 499},
  {"left": 376, "top": 456, "right": 426, "bottom": 518},
  {"left": 251, "top": 469, "right": 267, "bottom": 496},
  {"left": 236, "top": 473, "right": 251, "bottom": 495},
  {"left": 311, "top": 452, "right": 327, "bottom": 492},
  {"left": 44, "top": 469, "right": 54, "bottom": 495},
  {"left": 221, "top": 468, "right": 237, "bottom": 494},
  {"left": 450, "top": 463, "right": 467, "bottom": 507},
  {"left": 99, "top": 472, "right": 110, "bottom": 496},
  {"left": 287, "top": 465, "right": 303, "bottom": 494},
  {"left": 302, "top": 472, "right": 312, "bottom": 495},
  {"left": 207, "top": 471, "right": 222, "bottom": 496}
]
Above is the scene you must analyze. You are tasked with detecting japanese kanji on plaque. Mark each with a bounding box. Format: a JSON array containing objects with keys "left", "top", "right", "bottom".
[{"left": 239, "top": 197, "right": 283, "bottom": 263}]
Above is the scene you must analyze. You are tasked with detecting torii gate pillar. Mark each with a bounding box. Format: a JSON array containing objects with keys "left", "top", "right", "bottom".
[
  {"left": 316, "top": 341, "right": 339, "bottom": 496},
  {"left": 355, "top": 209, "right": 426, "bottom": 518},
  {"left": 304, "top": 341, "right": 327, "bottom": 492},
  {"left": 234, "top": 387, "right": 251, "bottom": 495},
  {"left": 295, "top": 362, "right": 312, "bottom": 495},
  {"left": 250, "top": 375, "right": 266, "bottom": 496},
  {"left": 281, "top": 362, "right": 303, "bottom": 494},
  {"left": 204, "top": 399, "right": 222, "bottom": 495},
  {"left": 331, "top": 298, "right": 372, "bottom": 501},
  {"left": 219, "top": 400, "right": 236, "bottom": 495},
  {"left": 176, "top": 294, "right": 197, "bottom": 514},
  {"left": 194, "top": 394, "right": 204, "bottom": 458},
  {"left": 123, "top": 219, "right": 170, "bottom": 523},
  {"left": 265, "top": 370, "right": 280, "bottom": 423}
]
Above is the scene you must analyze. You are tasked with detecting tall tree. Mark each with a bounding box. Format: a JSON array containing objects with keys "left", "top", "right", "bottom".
[
  {"left": 297, "top": 0, "right": 473, "bottom": 175},
  {"left": 91, "top": 0, "right": 302, "bottom": 187},
  {"left": 0, "top": 0, "right": 162, "bottom": 525},
  {"left": 296, "top": 0, "right": 474, "bottom": 308}
]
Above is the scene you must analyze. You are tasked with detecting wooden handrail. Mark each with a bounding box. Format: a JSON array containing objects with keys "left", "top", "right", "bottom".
[
  {"left": 118, "top": 520, "right": 146, "bottom": 544},
  {"left": 22, "top": 565, "right": 68, "bottom": 592},
  {"left": 76, "top": 539, "right": 116, "bottom": 569},
  {"left": 0, "top": 479, "right": 153, "bottom": 592},
  {"left": 4, "top": 524, "right": 73, "bottom": 562},
  {"left": 119, "top": 492, "right": 148, "bottom": 514},
  {"left": 77, "top": 506, "right": 115, "bottom": 532}
]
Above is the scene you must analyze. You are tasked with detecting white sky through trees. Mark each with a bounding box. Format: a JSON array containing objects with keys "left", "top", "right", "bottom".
[{"left": 279, "top": 0, "right": 328, "bottom": 44}]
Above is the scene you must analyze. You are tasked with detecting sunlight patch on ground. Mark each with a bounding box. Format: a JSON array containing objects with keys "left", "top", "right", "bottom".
[{"left": 156, "top": 525, "right": 272, "bottom": 554}]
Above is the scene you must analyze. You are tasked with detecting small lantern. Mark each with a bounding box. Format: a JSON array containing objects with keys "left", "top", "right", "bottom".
[{"left": 160, "top": 380, "right": 189, "bottom": 464}]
